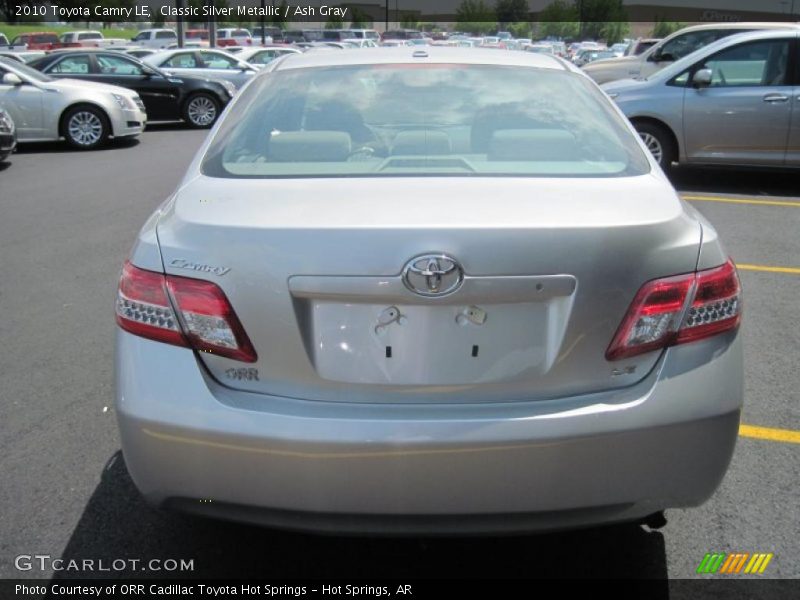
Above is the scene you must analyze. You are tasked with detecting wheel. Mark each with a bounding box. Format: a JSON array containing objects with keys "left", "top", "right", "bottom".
[
  {"left": 62, "top": 105, "right": 109, "bottom": 150},
  {"left": 183, "top": 93, "right": 220, "bottom": 129},
  {"left": 634, "top": 122, "right": 677, "bottom": 169}
]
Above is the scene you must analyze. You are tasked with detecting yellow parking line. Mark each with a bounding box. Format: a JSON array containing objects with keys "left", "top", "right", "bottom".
[
  {"left": 740, "top": 424, "right": 800, "bottom": 444},
  {"left": 736, "top": 264, "right": 800, "bottom": 275},
  {"left": 682, "top": 194, "right": 800, "bottom": 208}
]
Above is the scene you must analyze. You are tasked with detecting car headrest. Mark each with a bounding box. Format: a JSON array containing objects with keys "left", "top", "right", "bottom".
[
  {"left": 391, "top": 130, "right": 452, "bottom": 155},
  {"left": 488, "top": 129, "right": 579, "bottom": 161},
  {"left": 267, "top": 131, "right": 351, "bottom": 162}
]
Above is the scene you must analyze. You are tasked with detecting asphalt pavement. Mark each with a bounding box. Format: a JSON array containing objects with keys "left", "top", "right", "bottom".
[{"left": 0, "top": 127, "right": 797, "bottom": 585}]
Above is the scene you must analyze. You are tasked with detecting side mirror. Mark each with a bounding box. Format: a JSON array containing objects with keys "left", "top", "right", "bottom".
[
  {"left": 2, "top": 72, "right": 23, "bottom": 86},
  {"left": 692, "top": 68, "right": 713, "bottom": 88}
]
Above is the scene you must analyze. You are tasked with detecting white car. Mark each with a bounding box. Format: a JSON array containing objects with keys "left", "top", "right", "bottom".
[
  {"left": 144, "top": 49, "right": 257, "bottom": 89},
  {"left": 235, "top": 47, "right": 302, "bottom": 68},
  {"left": 0, "top": 57, "right": 146, "bottom": 149},
  {"left": 130, "top": 29, "right": 178, "bottom": 50},
  {"left": 342, "top": 39, "right": 379, "bottom": 49}
]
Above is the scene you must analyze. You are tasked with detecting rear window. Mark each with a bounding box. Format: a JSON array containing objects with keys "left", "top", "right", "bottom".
[
  {"left": 203, "top": 64, "right": 649, "bottom": 179},
  {"left": 79, "top": 32, "right": 103, "bottom": 40},
  {"left": 156, "top": 31, "right": 176, "bottom": 40},
  {"left": 32, "top": 35, "right": 58, "bottom": 43}
]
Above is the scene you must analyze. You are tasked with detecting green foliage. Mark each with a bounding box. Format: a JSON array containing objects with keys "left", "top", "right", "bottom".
[
  {"left": 495, "top": 0, "right": 529, "bottom": 25},
  {"left": 325, "top": 13, "right": 345, "bottom": 29},
  {"left": 400, "top": 12, "right": 419, "bottom": 29},
  {"left": 652, "top": 18, "right": 685, "bottom": 38},
  {"left": 272, "top": 1, "right": 288, "bottom": 29},
  {"left": 456, "top": 0, "right": 497, "bottom": 35},
  {"left": 350, "top": 8, "right": 370, "bottom": 29},
  {"left": 508, "top": 22, "right": 532, "bottom": 39},
  {"left": 578, "top": 0, "right": 627, "bottom": 40},
  {"left": 599, "top": 20, "right": 629, "bottom": 44},
  {"left": 537, "top": 0, "right": 579, "bottom": 39}
]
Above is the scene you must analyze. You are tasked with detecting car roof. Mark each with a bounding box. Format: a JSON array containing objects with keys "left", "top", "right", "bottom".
[
  {"left": 144, "top": 47, "right": 237, "bottom": 62},
  {"left": 670, "top": 21, "right": 800, "bottom": 34},
  {"left": 273, "top": 46, "right": 572, "bottom": 72}
]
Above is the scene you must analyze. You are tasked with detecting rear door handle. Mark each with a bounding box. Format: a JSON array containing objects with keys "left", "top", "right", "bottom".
[{"left": 763, "top": 93, "right": 789, "bottom": 103}]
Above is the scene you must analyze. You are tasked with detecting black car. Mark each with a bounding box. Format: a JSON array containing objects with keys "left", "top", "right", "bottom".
[{"left": 29, "top": 50, "right": 235, "bottom": 128}]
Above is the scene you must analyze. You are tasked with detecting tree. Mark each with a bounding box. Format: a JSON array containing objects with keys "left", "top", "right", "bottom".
[
  {"left": 578, "top": 0, "right": 627, "bottom": 40},
  {"left": 151, "top": 3, "right": 166, "bottom": 25},
  {"left": 326, "top": 13, "right": 345, "bottom": 29},
  {"left": 508, "top": 22, "right": 532, "bottom": 39},
  {"left": 350, "top": 8, "right": 370, "bottom": 29},
  {"left": 537, "top": 0, "right": 579, "bottom": 39},
  {"left": 599, "top": 20, "right": 629, "bottom": 44},
  {"left": 495, "top": 0, "right": 529, "bottom": 25},
  {"left": 456, "top": 0, "right": 497, "bottom": 36},
  {"left": 652, "top": 18, "right": 685, "bottom": 38},
  {"left": 400, "top": 12, "right": 419, "bottom": 29},
  {"left": 272, "top": 1, "right": 289, "bottom": 29}
]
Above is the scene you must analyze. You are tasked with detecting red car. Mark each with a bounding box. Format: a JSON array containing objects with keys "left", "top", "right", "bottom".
[{"left": 9, "top": 32, "right": 59, "bottom": 50}]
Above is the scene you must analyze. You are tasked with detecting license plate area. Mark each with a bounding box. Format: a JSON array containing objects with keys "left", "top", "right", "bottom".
[{"left": 309, "top": 300, "right": 559, "bottom": 385}]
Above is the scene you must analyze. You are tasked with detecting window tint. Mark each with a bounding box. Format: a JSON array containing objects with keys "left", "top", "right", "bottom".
[
  {"left": 162, "top": 53, "right": 197, "bottom": 68},
  {"left": 156, "top": 31, "right": 176, "bottom": 40},
  {"left": 701, "top": 40, "right": 790, "bottom": 87},
  {"left": 97, "top": 54, "right": 144, "bottom": 76},
  {"left": 659, "top": 30, "right": 741, "bottom": 61},
  {"left": 201, "top": 52, "right": 238, "bottom": 69},
  {"left": 132, "top": 32, "right": 147, "bottom": 41},
  {"left": 251, "top": 50, "right": 278, "bottom": 64},
  {"left": 204, "top": 64, "right": 649, "bottom": 179},
  {"left": 49, "top": 55, "right": 91, "bottom": 74},
  {"left": 79, "top": 32, "right": 103, "bottom": 40}
]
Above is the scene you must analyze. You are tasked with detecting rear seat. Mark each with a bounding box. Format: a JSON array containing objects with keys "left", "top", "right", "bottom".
[
  {"left": 267, "top": 131, "right": 352, "bottom": 162},
  {"left": 487, "top": 129, "right": 579, "bottom": 161}
]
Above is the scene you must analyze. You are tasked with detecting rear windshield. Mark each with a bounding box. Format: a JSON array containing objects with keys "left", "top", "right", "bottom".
[{"left": 202, "top": 64, "right": 650, "bottom": 179}]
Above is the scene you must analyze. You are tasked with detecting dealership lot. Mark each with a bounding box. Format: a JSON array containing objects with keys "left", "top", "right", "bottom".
[{"left": 0, "top": 127, "right": 797, "bottom": 580}]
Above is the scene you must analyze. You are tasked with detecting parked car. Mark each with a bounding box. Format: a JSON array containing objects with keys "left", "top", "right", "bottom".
[
  {"left": 251, "top": 26, "right": 282, "bottom": 44},
  {"left": 235, "top": 46, "right": 302, "bottom": 68},
  {"left": 125, "top": 48, "right": 157, "bottom": 59},
  {"left": 0, "top": 51, "right": 46, "bottom": 64},
  {"left": 217, "top": 28, "right": 252, "bottom": 47},
  {"left": 8, "top": 32, "right": 59, "bottom": 51},
  {"left": 115, "top": 48, "right": 743, "bottom": 535},
  {"left": 29, "top": 50, "right": 235, "bottom": 128},
  {"left": 342, "top": 39, "right": 379, "bottom": 49},
  {"left": 605, "top": 29, "right": 799, "bottom": 169},
  {"left": 0, "top": 107, "right": 16, "bottom": 161},
  {"left": 130, "top": 29, "right": 178, "bottom": 50},
  {"left": 185, "top": 29, "right": 209, "bottom": 42},
  {"left": 347, "top": 29, "right": 380, "bottom": 41},
  {"left": 624, "top": 38, "right": 661, "bottom": 56},
  {"left": 0, "top": 33, "right": 10, "bottom": 46},
  {"left": 381, "top": 29, "right": 423, "bottom": 41},
  {"left": 56, "top": 31, "right": 104, "bottom": 48},
  {"left": 0, "top": 57, "right": 146, "bottom": 149},
  {"left": 144, "top": 49, "right": 257, "bottom": 89},
  {"left": 584, "top": 22, "right": 800, "bottom": 84}
]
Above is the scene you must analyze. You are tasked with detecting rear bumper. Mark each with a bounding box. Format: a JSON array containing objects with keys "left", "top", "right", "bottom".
[{"left": 116, "top": 329, "right": 743, "bottom": 533}]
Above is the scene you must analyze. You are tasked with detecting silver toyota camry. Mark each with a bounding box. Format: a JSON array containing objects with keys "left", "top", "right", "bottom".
[{"left": 115, "top": 48, "right": 743, "bottom": 534}]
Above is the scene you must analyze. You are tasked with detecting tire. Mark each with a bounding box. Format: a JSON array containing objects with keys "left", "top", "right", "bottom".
[
  {"left": 62, "top": 105, "right": 110, "bottom": 150},
  {"left": 634, "top": 122, "right": 677, "bottom": 170},
  {"left": 183, "top": 93, "right": 220, "bottom": 129}
]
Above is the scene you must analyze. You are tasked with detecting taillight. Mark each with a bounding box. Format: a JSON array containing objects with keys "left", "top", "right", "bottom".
[
  {"left": 606, "top": 259, "right": 741, "bottom": 360},
  {"left": 116, "top": 261, "right": 257, "bottom": 363}
]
